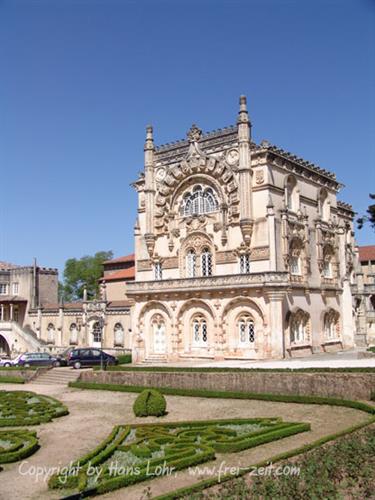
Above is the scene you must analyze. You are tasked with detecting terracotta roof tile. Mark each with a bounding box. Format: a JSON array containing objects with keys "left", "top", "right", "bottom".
[
  {"left": 103, "top": 254, "right": 135, "bottom": 265},
  {"left": 358, "top": 245, "right": 375, "bottom": 262},
  {"left": 101, "top": 268, "right": 135, "bottom": 281}
]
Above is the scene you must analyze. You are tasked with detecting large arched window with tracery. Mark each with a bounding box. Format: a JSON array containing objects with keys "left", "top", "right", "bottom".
[
  {"left": 47, "top": 323, "right": 55, "bottom": 344},
  {"left": 289, "top": 310, "right": 310, "bottom": 344},
  {"left": 186, "top": 249, "right": 196, "bottom": 278},
  {"left": 192, "top": 315, "right": 208, "bottom": 346},
  {"left": 201, "top": 248, "right": 213, "bottom": 277},
  {"left": 181, "top": 185, "right": 219, "bottom": 217},
  {"left": 92, "top": 321, "right": 102, "bottom": 344},
  {"left": 324, "top": 310, "right": 340, "bottom": 339},
  {"left": 237, "top": 314, "right": 255, "bottom": 345}
]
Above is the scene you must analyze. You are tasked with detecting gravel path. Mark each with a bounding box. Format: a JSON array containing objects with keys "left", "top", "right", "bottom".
[{"left": 0, "top": 382, "right": 370, "bottom": 500}]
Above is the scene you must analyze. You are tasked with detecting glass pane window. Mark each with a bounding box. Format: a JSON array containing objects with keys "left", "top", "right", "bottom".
[
  {"left": 201, "top": 249, "right": 212, "bottom": 277},
  {"left": 181, "top": 186, "right": 218, "bottom": 217},
  {"left": 92, "top": 322, "right": 102, "bottom": 343},
  {"left": 0, "top": 284, "right": 8, "bottom": 295},
  {"left": 154, "top": 262, "right": 163, "bottom": 280},
  {"left": 12, "top": 283, "right": 19, "bottom": 295},
  {"left": 238, "top": 316, "right": 255, "bottom": 345},
  {"left": 323, "top": 260, "right": 332, "bottom": 278},
  {"left": 290, "top": 256, "right": 301, "bottom": 275},
  {"left": 186, "top": 250, "right": 196, "bottom": 278},
  {"left": 239, "top": 254, "right": 250, "bottom": 274},
  {"left": 192, "top": 317, "right": 208, "bottom": 346}
]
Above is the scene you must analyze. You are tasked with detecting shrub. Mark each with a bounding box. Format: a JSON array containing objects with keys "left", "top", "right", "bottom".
[
  {"left": 116, "top": 353, "right": 132, "bottom": 365},
  {"left": 133, "top": 389, "right": 166, "bottom": 417}
]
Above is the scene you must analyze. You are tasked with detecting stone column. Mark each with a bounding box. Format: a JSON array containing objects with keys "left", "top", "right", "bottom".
[
  {"left": 266, "top": 195, "right": 276, "bottom": 271},
  {"left": 237, "top": 95, "right": 253, "bottom": 245},
  {"left": 265, "top": 290, "right": 286, "bottom": 358},
  {"left": 1, "top": 304, "right": 4, "bottom": 321},
  {"left": 10, "top": 304, "right": 14, "bottom": 321},
  {"left": 144, "top": 125, "right": 156, "bottom": 256}
]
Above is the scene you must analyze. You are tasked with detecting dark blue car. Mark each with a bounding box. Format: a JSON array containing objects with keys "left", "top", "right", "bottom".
[
  {"left": 17, "top": 352, "right": 59, "bottom": 367},
  {"left": 68, "top": 348, "right": 118, "bottom": 369}
]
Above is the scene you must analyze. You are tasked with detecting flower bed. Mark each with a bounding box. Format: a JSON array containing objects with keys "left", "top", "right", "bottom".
[
  {"left": 0, "top": 429, "right": 39, "bottom": 463},
  {"left": 0, "top": 390, "right": 69, "bottom": 427},
  {"left": 48, "top": 417, "right": 310, "bottom": 496}
]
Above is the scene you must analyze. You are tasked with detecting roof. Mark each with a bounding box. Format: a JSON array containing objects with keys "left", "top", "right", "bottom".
[
  {"left": 0, "top": 261, "right": 19, "bottom": 270},
  {"left": 103, "top": 254, "right": 135, "bottom": 265},
  {"left": 359, "top": 245, "right": 375, "bottom": 262},
  {"left": 101, "top": 267, "right": 135, "bottom": 282},
  {"left": 41, "top": 302, "right": 84, "bottom": 311}
]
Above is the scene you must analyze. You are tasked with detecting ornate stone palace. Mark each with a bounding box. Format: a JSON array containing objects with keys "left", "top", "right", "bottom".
[{"left": 0, "top": 96, "right": 365, "bottom": 360}]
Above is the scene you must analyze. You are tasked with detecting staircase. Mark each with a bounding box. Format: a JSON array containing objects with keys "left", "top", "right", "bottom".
[
  {"left": 29, "top": 368, "right": 80, "bottom": 385},
  {"left": 142, "top": 354, "right": 168, "bottom": 364}
]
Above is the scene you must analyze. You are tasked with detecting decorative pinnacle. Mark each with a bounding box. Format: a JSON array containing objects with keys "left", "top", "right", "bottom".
[
  {"left": 238, "top": 95, "right": 250, "bottom": 124},
  {"left": 144, "top": 125, "right": 154, "bottom": 150},
  {"left": 187, "top": 124, "right": 202, "bottom": 143}
]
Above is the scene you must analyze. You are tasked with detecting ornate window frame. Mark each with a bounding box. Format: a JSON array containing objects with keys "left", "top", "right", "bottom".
[
  {"left": 289, "top": 309, "right": 310, "bottom": 345},
  {"left": 237, "top": 314, "right": 255, "bottom": 346},
  {"left": 180, "top": 185, "right": 219, "bottom": 217},
  {"left": 191, "top": 314, "right": 208, "bottom": 347}
]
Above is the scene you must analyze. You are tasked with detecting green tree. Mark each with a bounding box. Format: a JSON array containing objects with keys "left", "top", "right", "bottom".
[
  {"left": 61, "top": 251, "right": 113, "bottom": 302},
  {"left": 357, "top": 193, "right": 375, "bottom": 232}
]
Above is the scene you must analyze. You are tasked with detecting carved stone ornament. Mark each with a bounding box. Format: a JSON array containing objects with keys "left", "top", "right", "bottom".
[
  {"left": 255, "top": 169, "right": 265, "bottom": 185},
  {"left": 187, "top": 124, "right": 202, "bottom": 143},
  {"left": 226, "top": 148, "right": 239, "bottom": 166}
]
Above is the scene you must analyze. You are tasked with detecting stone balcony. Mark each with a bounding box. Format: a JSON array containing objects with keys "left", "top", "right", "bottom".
[{"left": 126, "top": 272, "right": 290, "bottom": 298}]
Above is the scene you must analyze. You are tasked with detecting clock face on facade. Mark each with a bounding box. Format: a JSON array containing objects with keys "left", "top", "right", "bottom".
[
  {"left": 226, "top": 149, "right": 239, "bottom": 165},
  {"left": 156, "top": 168, "right": 166, "bottom": 182}
]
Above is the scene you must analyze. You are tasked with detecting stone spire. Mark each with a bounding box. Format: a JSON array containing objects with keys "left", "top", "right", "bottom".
[
  {"left": 237, "top": 95, "right": 253, "bottom": 246},
  {"left": 144, "top": 125, "right": 156, "bottom": 256}
]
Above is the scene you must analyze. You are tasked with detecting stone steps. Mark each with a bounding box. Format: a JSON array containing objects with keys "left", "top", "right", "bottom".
[{"left": 29, "top": 369, "right": 80, "bottom": 385}]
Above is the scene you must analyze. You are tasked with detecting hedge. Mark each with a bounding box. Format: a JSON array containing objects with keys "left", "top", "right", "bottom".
[
  {"left": 68, "top": 382, "right": 375, "bottom": 415},
  {"left": 49, "top": 417, "right": 308, "bottom": 496},
  {"left": 133, "top": 389, "right": 167, "bottom": 417},
  {"left": 0, "top": 376, "right": 25, "bottom": 384},
  {"left": 0, "top": 429, "right": 40, "bottom": 463},
  {"left": 0, "top": 390, "right": 69, "bottom": 427},
  {"left": 102, "top": 365, "right": 375, "bottom": 373}
]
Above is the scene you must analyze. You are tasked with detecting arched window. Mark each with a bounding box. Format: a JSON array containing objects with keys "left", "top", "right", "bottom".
[
  {"left": 114, "top": 322, "right": 124, "bottom": 346},
  {"left": 181, "top": 185, "right": 218, "bottom": 217},
  {"left": 92, "top": 321, "right": 102, "bottom": 344},
  {"left": 239, "top": 254, "right": 250, "bottom": 274},
  {"left": 69, "top": 323, "right": 78, "bottom": 345},
  {"left": 319, "top": 189, "right": 330, "bottom": 221},
  {"left": 47, "top": 323, "right": 55, "bottom": 344},
  {"left": 290, "top": 310, "right": 309, "bottom": 344},
  {"left": 289, "top": 238, "right": 303, "bottom": 276},
  {"left": 152, "top": 316, "right": 166, "bottom": 354},
  {"left": 238, "top": 315, "right": 255, "bottom": 345},
  {"left": 324, "top": 310, "right": 339, "bottom": 339},
  {"left": 192, "top": 315, "right": 208, "bottom": 346},
  {"left": 201, "top": 248, "right": 213, "bottom": 277},
  {"left": 186, "top": 249, "right": 196, "bottom": 278},
  {"left": 285, "top": 175, "right": 298, "bottom": 211}
]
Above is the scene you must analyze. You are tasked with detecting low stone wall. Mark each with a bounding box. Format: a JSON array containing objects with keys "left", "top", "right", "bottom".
[
  {"left": 0, "top": 368, "right": 49, "bottom": 382},
  {"left": 78, "top": 370, "right": 375, "bottom": 401}
]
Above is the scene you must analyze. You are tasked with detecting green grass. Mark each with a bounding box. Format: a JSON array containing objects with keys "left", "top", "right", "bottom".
[
  {"left": 48, "top": 417, "right": 309, "bottom": 496},
  {"left": 69, "top": 382, "right": 375, "bottom": 415},
  {"left": 0, "top": 390, "right": 69, "bottom": 427},
  {"left": 0, "top": 376, "right": 25, "bottom": 384},
  {"left": 100, "top": 365, "right": 375, "bottom": 373},
  {"left": 0, "top": 366, "right": 38, "bottom": 371},
  {"left": 116, "top": 354, "right": 132, "bottom": 365},
  {"left": 367, "top": 346, "right": 375, "bottom": 353}
]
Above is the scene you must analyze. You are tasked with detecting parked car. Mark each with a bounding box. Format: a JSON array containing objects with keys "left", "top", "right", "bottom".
[
  {"left": 17, "top": 352, "right": 59, "bottom": 368},
  {"left": 0, "top": 354, "right": 23, "bottom": 367},
  {"left": 68, "top": 348, "right": 118, "bottom": 369},
  {"left": 54, "top": 347, "right": 74, "bottom": 367}
]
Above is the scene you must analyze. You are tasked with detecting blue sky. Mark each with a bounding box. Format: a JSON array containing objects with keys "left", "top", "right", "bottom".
[{"left": 1, "top": 0, "right": 374, "bottom": 273}]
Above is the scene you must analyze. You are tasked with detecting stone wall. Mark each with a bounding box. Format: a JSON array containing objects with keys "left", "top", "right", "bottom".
[{"left": 78, "top": 370, "right": 375, "bottom": 401}]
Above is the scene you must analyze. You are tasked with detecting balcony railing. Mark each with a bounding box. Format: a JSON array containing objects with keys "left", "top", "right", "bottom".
[{"left": 127, "top": 272, "right": 289, "bottom": 296}]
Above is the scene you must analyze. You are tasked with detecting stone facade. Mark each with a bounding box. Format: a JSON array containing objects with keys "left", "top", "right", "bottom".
[{"left": 128, "top": 96, "right": 356, "bottom": 362}]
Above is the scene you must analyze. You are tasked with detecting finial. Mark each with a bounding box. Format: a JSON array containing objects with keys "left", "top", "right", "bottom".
[
  {"left": 144, "top": 125, "right": 154, "bottom": 150},
  {"left": 238, "top": 95, "right": 249, "bottom": 124},
  {"left": 187, "top": 124, "right": 202, "bottom": 143}
]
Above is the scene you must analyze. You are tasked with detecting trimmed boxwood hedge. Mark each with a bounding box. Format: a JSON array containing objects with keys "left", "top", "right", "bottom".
[
  {"left": 101, "top": 365, "right": 375, "bottom": 373},
  {"left": 48, "top": 417, "right": 309, "bottom": 496},
  {"left": 133, "top": 389, "right": 167, "bottom": 417},
  {"left": 0, "top": 390, "right": 68, "bottom": 427},
  {"left": 0, "top": 376, "right": 25, "bottom": 384},
  {"left": 0, "top": 429, "right": 39, "bottom": 463},
  {"left": 68, "top": 381, "right": 375, "bottom": 415}
]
